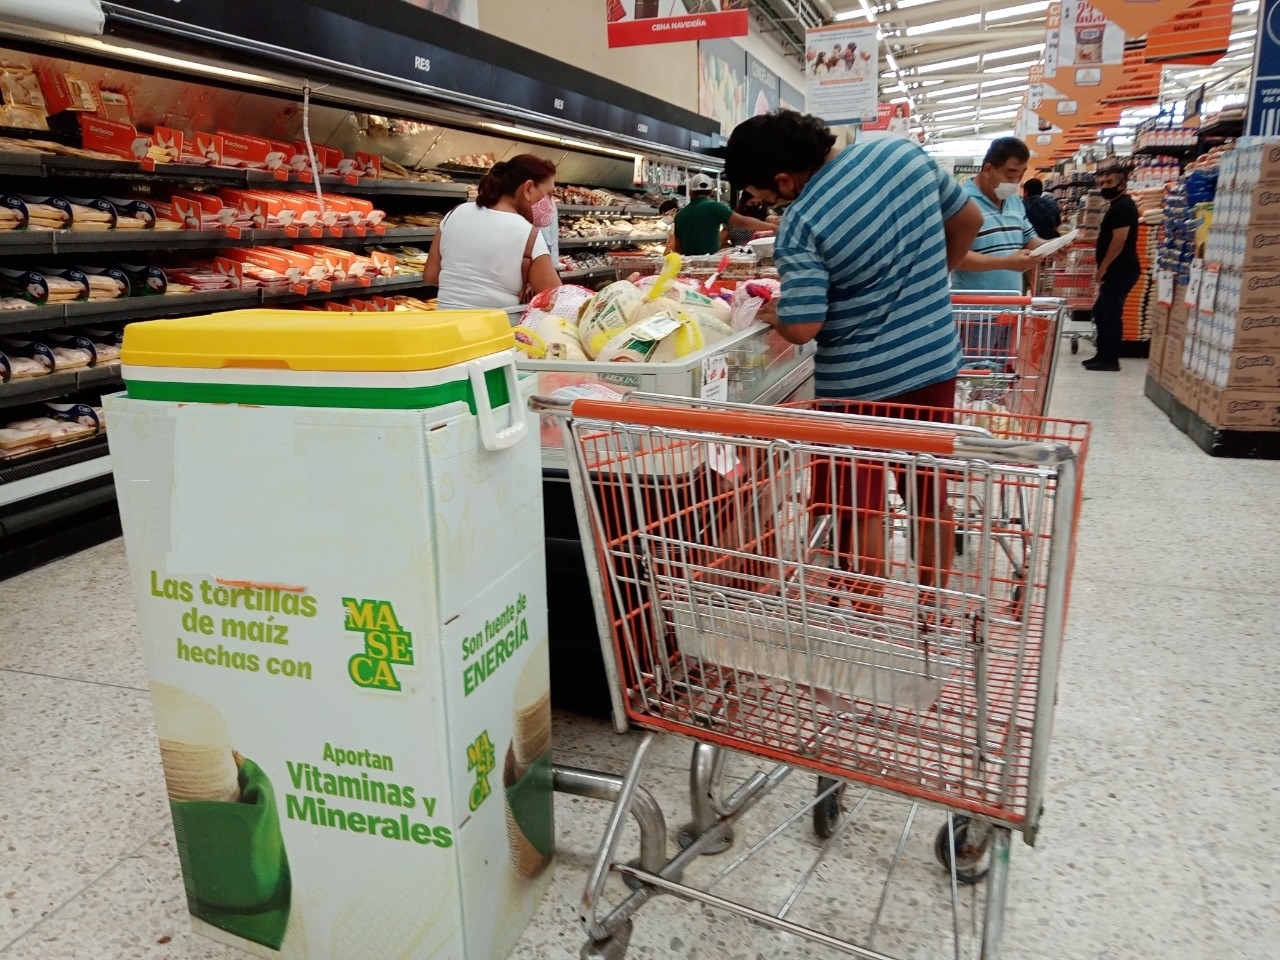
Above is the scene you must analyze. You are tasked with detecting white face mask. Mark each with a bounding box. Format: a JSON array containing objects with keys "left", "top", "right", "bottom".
[{"left": 994, "top": 182, "right": 1020, "bottom": 202}]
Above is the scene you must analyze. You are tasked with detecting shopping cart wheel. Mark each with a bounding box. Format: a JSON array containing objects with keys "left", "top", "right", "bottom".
[
  {"left": 934, "top": 815, "right": 991, "bottom": 884},
  {"left": 954, "top": 531, "right": 966, "bottom": 557},
  {"left": 813, "top": 777, "right": 845, "bottom": 839},
  {"left": 1070, "top": 337, "right": 1080, "bottom": 354}
]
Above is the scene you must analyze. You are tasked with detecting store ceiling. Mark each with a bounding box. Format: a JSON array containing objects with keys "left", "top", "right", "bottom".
[{"left": 754, "top": 0, "right": 1260, "bottom": 151}]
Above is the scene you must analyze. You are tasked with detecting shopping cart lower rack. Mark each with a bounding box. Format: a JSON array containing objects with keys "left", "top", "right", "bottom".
[{"left": 538, "top": 392, "right": 1090, "bottom": 960}]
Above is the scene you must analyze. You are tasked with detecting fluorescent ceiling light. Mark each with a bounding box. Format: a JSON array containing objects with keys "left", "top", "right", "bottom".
[
  {"left": 906, "top": 13, "right": 981, "bottom": 35},
  {"left": 986, "top": 1, "right": 1052, "bottom": 20},
  {"left": 984, "top": 44, "right": 1046, "bottom": 61},
  {"left": 985, "top": 58, "right": 1042, "bottom": 73},
  {"left": 833, "top": 10, "right": 874, "bottom": 20},
  {"left": 917, "top": 55, "right": 982, "bottom": 74},
  {"left": 935, "top": 93, "right": 981, "bottom": 103}
]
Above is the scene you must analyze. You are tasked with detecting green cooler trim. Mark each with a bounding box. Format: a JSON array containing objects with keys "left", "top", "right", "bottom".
[{"left": 126, "top": 367, "right": 510, "bottom": 413}]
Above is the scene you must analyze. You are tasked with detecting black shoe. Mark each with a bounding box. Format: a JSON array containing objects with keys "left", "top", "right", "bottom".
[{"left": 1082, "top": 358, "right": 1120, "bottom": 371}]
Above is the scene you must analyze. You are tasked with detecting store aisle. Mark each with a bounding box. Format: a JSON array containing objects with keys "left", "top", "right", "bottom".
[{"left": 1, "top": 347, "right": 1276, "bottom": 960}]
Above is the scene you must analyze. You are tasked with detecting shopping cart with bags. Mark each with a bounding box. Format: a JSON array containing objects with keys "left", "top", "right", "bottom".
[
  {"left": 952, "top": 294, "right": 1066, "bottom": 422},
  {"left": 537, "top": 392, "right": 1089, "bottom": 960}
]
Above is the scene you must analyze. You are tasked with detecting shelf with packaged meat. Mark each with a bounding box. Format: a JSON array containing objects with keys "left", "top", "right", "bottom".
[
  {"left": 1, "top": 275, "right": 428, "bottom": 336},
  {"left": 1, "top": 150, "right": 473, "bottom": 200},
  {"left": 558, "top": 234, "right": 668, "bottom": 250},
  {"left": 0, "top": 226, "right": 437, "bottom": 258},
  {"left": 0, "top": 365, "right": 121, "bottom": 410}
]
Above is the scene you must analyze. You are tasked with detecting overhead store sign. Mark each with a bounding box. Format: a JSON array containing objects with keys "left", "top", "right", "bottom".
[
  {"left": 103, "top": 0, "right": 718, "bottom": 153},
  {"left": 1249, "top": 0, "right": 1280, "bottom": 135},
  {"left": 804, "top": 23, "right": 879, "bottom": 125},
  {"left": 779, "top": 80, "right": 804, "bottom": 113},
  {"left": 606, "top": 1, "right": 749, "bottom": 48},
  {"left": 1042, "top": 1, "right": 1128, "bottom": 127},
  {"left": 1087, "top": 0, "right": 1203, "bottom": 38},
  {"left": 1143, "top": 0, "right": 1233, "bottom": 65},
  {"left": 698, "top": 38, "right": 746, "bottom": 140}
]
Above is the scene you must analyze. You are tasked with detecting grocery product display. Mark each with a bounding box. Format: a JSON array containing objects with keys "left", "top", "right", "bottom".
[
  {"left": 1146, "top": 136, "right": 1280, "bottom": 453},
  {"left": 0, "top": 42, "right": 724, "bottom": 568}
]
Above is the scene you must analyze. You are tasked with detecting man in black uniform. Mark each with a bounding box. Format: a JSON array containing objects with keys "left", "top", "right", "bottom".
[{"left": 1085, "top": 167, "right": 1140, "bottom": 371}]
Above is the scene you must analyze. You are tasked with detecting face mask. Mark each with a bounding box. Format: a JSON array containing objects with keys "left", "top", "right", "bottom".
[
  {"left": 994, "top": 182, "right": 1019, "bottom": 202},
  {"left": 531, "top": 195, "right": 556, "bottom": 228},
  {"left": 1099, "top": 185, "right": 1123, "bottom": 200}
]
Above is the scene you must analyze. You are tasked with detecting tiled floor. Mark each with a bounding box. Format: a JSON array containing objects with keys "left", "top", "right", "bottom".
[{"left": 2, "top": 349, "right": 1278, "bottom": 960}]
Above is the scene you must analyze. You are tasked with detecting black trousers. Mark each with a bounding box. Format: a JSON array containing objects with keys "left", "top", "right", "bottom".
[{"left": 1092, "top": 265, "right": 1140, "bottom": 363}]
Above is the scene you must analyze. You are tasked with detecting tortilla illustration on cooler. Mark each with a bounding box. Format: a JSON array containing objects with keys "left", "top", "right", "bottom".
[
  {"left": 150, "top": 682, "right": 294, "bottom": 950},
  {"left": 504, "top": 641, "right": 554, "bottom": 879}
]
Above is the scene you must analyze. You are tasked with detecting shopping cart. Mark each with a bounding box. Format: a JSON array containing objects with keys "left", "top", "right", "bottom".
[
  {"left": 952, "top": 294, "right": 1066, "bottom": 423},
  {"left": 538, "top": 392, "right": 1089, "bottom": 960},
  {"left": 1034, "top": 248, "right": 1096, "bottom": 354}
]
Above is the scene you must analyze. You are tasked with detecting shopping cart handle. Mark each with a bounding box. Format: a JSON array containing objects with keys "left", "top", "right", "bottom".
[
  {"left": 551, "top": 396, "right": 961, "bottom": 456},
  {"left": 951, "top": 294, "right": 1035, "bottom": 307}
]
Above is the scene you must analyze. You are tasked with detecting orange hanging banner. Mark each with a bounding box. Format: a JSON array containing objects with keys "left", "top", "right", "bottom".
[
  {"left": 1041, "top": 1, "right": 1130, "bottom": 126},
  {"left": 1143, "top": 0, "right": 1234, "bottom": 65},
  {"left": 1087, "top": 0, "right": 1205, "bottom": 40}
]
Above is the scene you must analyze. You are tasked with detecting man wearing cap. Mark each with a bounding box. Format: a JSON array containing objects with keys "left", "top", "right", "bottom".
[{"left": 669, "top": 174, "right": 776, "bottom": 256}]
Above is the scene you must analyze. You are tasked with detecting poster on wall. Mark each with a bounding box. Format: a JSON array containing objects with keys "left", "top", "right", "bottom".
[
  {"left": 861, "top": 101, "right": 912, "bottom": 140},
  {"left": 397, "top": 0, "right": 478, "bottom": 27},
  {"left": 779, "top": 80, "right": 804, "bottom": 113},
  {"left": 698, "top": 38, "right": 747, "bottom": 138},
  {"left": 804, "top": 23, "right": 879, "bottom": 124},
  {"left": 607, "top": 1, "right": 750, "bottom": 48},
  {"left": 746, "top": 54, "right": 780, "bottom": 117}
]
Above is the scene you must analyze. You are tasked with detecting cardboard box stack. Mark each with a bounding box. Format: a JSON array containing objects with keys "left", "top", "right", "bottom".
[{"left": 1167, "top": 139, "right": 1280, "bottom": 431}]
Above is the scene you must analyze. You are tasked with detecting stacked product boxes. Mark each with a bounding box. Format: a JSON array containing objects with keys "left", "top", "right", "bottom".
[{"left": 1149, "top": 139, "right": 1280, "bottom": 432}]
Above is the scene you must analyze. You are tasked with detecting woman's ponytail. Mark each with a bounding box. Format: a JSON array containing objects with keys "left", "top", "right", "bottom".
[{"left": 475, "top": 154, "right": 557, "bottom": 208}]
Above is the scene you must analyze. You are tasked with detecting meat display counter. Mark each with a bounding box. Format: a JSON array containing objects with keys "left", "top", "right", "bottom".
[{"left": 518, "top": 325, "right": 816, "bottom": 716}]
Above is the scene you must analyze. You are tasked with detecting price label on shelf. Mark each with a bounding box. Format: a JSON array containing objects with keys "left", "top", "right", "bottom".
[
  {"left": 700, "top": 351, "right": 729, "bottom": 403},
  {"left": 1184, "top": 260, "right": 1204, "bottom": 309},
  {"left": 1156, "top": 269, "right": 1174, "bottom": 307}
]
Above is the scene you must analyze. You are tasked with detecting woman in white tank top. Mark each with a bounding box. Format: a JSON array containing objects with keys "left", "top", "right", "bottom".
[{"left": 423, "top": 154, "right": 562, "bottom": 309}]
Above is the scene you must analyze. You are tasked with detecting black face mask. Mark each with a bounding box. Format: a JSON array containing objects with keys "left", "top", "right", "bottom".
[{"left": 1099, "top": 185, "right": 1123, "bottom": 200}]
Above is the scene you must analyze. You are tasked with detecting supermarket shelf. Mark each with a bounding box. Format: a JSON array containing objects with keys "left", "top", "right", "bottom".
[
  {"left": 0, "top": 226, "right": 437, "bottom": 258},
  {"left": 2, "top": 152, "right": 472, "bottom": 199},
  {"left": 559, "top": 234, "right": 667, "bottom": 250},
  {"left": 560, "top": 265, "right": 617, "bottom": 282},
  {"left": 1144, "top": 375, "right": 1280, "bottom": 459},
  {"left": 260, "top": 275, "right": 428, "bottom": 306},
  {"left": 1198, "top": 118, "right": 1244, "bottom": 141},
  {"left": 0, "top": 364, "right": 122, "bottom": 410},
  {"left": 559, "top": 204, "right": 660, "bottom": 216},
  {"left": 0, "top": 438, "right": 111, "bottom": 506},
  {"left": 1133, "top": 143, "right": 1198, "bottom": 158},
  {"left": 0, "top": 274, "right": 428, "bottom": 336}
]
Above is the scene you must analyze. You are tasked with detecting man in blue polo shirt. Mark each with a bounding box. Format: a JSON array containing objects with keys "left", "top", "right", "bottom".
[
  {"left": 951, "top": 137, "right": 1044, "bottom": 292},
  {"left": 723, "top": 111, "right": 983, "bottom": 596}
]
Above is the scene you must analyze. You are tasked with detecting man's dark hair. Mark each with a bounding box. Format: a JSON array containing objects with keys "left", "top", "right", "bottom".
[
  {"left": 983, "top": 137, "right": 1030, "bottom": 169},
  {"left": 658, "top": 199, "right": 679, "bottom": 215},
  {"left": 1024, "top": 178, "right": 1045, "bottom": 197},
  {"left": 724, "top": 111, "right": 838, "bottom": 192}
]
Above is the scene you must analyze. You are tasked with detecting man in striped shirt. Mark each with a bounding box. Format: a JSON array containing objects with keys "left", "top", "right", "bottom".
[
  {"left": 723, "top": 111, "right": 982, "bottom": 597},
  {"left": 951, "top": 137, "right": 1044, "bottom": 291}
]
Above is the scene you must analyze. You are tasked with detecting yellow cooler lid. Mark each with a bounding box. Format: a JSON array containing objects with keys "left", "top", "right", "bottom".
[{"left": 121, "top": 309, "right": 514, "bottom": 372}]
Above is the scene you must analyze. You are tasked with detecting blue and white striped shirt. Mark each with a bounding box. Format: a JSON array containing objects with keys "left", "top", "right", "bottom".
[
  {"left": 775, "top": 140, "right": 967, "bottom": 400},
  {"left": 949, "top": 179, "right": 1036, "bottom": 292}
]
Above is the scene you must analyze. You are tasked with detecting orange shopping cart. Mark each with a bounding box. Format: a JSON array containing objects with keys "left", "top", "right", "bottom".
[
  {"left": 952, "top": 293, "right": 1066, "bottom": 422},
  {"left": 538, "top": 391, "right": 1089, "bottom": 960}
]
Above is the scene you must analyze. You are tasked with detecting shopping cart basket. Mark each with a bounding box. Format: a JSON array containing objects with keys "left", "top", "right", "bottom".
[
  {"left": 538, "top": 392, "right": 1089, "bottom": 960},
  {"left": 1033, "top": 250, "right": 1096, "bottom": 354},
  {"left": 952, "top": 294, "right": 1066, "bottom": 422}
]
